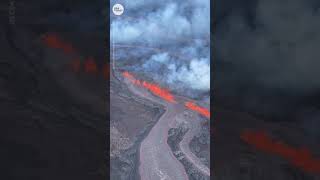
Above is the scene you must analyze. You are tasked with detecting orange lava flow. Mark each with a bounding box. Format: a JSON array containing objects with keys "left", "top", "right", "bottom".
[
  {"left": 41, "top": 32, "right": 110, "bottom": 80},
  {"left": 185, "top": 102, "right": 210, "bottom": 118},
  {"left": 142, "top": 81, "right": 176, "bottom": 103},
  {"left": 122, "top": 71, "right": 176, "bottom": 103},
  {"left": 122, "top": 71, "right": 136, "bottom": 82},
  {"left": 241, "top": 130, "right": 320, "bottom": 174},
  {"left": 41, "top": 33, "right": 75, "bottom": 54}
]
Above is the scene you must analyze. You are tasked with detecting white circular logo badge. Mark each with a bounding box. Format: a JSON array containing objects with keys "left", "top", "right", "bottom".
[{"left": 112, "top": 4, "right": 124, "bottom": 16}]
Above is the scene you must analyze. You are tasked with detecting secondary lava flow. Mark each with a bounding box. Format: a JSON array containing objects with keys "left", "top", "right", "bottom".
[
  {"left": 122, "top": 71, "right": 176, "bottom": 103},
  {"left": 41, "top": 32, "right": 110, "bottom": 80},
  {"left": 185, "top": 101, "right": 210, "bottom": 118},
  {"left": 241, "top": 130, "right": 320, "bottom": 174},
  {"left": 41, "top": 33, "right": 75, "bottom": 54}
]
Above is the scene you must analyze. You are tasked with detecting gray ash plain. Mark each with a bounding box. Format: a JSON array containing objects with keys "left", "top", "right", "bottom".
[
  {"left": 110, "top": 69, "right": 165, "bottom": 180},
  {"left": 110, "top": 60, "right": 210, "bottom": 180}
]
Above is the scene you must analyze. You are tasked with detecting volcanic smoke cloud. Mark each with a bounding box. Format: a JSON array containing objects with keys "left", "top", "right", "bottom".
[
  {"left": 215, "top": 0, "right": 320, "bottom": 94},
  {"left": 214, "top": 0, "right": 320, "bottom": 135},
  {"left": 111, "top": 0, "right": 210, "bottom": 96}
]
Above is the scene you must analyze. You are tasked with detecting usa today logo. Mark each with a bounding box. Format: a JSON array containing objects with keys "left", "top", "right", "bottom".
[{"left": 112, "top": 3, "right": 124, "bottom": 16}]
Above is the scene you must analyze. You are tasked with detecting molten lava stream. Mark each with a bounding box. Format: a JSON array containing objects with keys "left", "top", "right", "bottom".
[
  {"left": 122, "top": 71, "right": 176, "bottom": 103},
  {"left": 185, "top": 101, "right": 210, "bottom": 118},
  {"left": 241, "top": 130, "right": 320, "bottom": 174}
]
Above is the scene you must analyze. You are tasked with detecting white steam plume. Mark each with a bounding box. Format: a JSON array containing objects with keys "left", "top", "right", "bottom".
[{"left": 111, "top": 0, "right": 210, "bottom": 93}]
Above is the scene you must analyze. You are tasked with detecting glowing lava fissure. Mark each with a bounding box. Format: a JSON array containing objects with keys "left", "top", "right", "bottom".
[
  {"left": 41, "top": 32, "right": 110, "bottom": 80},
  {"left": 122, "top": 71, "right": 176, "bottom": 103},
  {"left": 185, "top": 101, "right": 210, "bottom": 118},
  {"left": 241, "top": 130, "right": 320, "bottom": 174},
  {"left": 41, "top": 33, "right": 75, "bottom": 54}
]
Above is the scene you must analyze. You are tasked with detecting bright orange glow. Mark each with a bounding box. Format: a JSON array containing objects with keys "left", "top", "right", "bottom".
[
  {"left": 141, "top": 81, "right": 176, "bottom": 103},
  {"left": 41, "top": 32, "right": 110, "bottom": 80},
  {"left": 122, "top": 71, "right": 135, "bottom": 82},
  {"left": 185, "top": 101, "right": 210, "bottom": 118},
  {"left": 241, "top": 130, "right": 320, "bottom": 174},
  {"left": 122, "top": 71, "right": 176, "bottom": 103}
]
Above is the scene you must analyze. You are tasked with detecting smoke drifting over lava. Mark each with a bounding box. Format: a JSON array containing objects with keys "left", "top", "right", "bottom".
[{"left": 111, "top": 0, "right": 210, "bottom": 96}]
